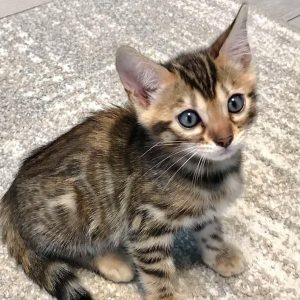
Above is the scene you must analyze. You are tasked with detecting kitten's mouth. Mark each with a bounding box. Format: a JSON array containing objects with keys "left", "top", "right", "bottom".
[{"left": 199, "top": 144, "right": 241, "bottom": 161}]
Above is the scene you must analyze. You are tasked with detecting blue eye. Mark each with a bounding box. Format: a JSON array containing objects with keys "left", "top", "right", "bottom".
[
  {"left": 228, "top": 94, "right": 245, "bottom": 113},
  {"left": 178, "top": 110, "right": 201, "bottom": 128}
]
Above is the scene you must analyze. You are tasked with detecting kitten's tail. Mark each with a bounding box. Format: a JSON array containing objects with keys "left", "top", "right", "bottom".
[{"left": 0, "top": 190, "right": 92, "bottom": 300}]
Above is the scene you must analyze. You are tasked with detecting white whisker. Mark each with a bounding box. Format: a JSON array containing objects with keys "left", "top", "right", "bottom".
[
  {"left": 164, "top": 151, "right": 197, "bottom": 190},
  {"left": 154, "top": 147, "right": 197, "bottom": 182},
  {"left": 139, "top": 140, "right": 194, "bottom": 157},
  {"left": 142, "top": 145, "right": 197, "bottom": 178},
  {"left": 192, "top": 155, "right": 204, "bottom": 189}
]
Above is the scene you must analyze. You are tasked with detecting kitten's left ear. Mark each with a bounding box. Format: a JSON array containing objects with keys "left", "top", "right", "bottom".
[{"left": 209, "top": 4, "right": 251, "bottom": 70}]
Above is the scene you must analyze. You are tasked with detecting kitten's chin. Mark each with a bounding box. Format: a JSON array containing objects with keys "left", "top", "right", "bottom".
[{"left": 201, "top": 144, "right": 242, "bottom": 162}]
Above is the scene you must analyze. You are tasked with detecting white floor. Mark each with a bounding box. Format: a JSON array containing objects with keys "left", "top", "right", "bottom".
[
  {"left": 242, "top": 0, "right": 300, "bottom": 29},
  {"left": 0, "top": 0, "right": 50, "bottom": 18},
  {"left": 1, "top": 0, "right": 300, "bottom": 29}
]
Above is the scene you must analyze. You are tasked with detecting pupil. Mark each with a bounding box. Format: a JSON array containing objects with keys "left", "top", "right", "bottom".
[{"left": 187, "top": 114, "right": 192, "bottom": 123}]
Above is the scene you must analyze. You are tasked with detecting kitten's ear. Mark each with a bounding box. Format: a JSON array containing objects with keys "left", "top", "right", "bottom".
[
  {"left": 116, "top": 46, "right": 173, "bottom": 107},
  {"left": 209, "top": 4, "right": 251, "bottom": 70}
]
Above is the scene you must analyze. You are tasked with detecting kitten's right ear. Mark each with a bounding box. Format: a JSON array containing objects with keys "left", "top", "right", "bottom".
[{"left": 116, "top": 46, "right": 173, "bottom": 107}]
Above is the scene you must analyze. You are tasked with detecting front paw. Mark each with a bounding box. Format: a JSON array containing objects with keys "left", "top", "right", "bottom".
[
  {"left": 147, "top": 293, "right": 183, "bottom": 300},
  {"left": 208, "top": 243, "right": 246, "bottom": 277}
]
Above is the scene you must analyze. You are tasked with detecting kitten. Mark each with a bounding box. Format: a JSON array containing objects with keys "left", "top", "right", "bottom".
[{"left": 0, "top": 4, "right": 256, "bottom": 300}]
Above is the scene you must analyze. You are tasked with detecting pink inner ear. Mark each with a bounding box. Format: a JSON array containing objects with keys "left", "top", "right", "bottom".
[
  {"left": 123, "top": 67, "right": 158, "bottom": 103},
  {"left": 136, "top": 86, "right": 151, "bottom": 106}
]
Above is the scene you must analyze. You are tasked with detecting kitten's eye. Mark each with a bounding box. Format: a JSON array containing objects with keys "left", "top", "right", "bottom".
[
  {"left": 228, "top": 94, "right": 245, "bottom": 113},
  {"left": 178, "top": 110, "right": 201, "bottom": 128}
]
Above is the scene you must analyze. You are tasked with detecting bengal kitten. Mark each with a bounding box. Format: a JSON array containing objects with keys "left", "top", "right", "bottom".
[{"left": 1, "top": 4, "right": 256, "bottom": 300}]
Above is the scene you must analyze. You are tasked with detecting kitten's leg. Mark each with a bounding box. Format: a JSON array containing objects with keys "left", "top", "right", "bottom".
[
  {"left": 193, "top": 218, "right": 246, "bottom": 277},
  {"left": 128, "top": 226, "right": 181, "bottom": 300},
  {"left": 91, "top": 253, "right": 135, "bottom": 283}
]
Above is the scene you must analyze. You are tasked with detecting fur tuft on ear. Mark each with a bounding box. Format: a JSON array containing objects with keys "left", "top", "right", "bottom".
[
  {"left": 209, "top": 4, "right": 251, "bottom": 70},
  {"left": 116, "top": 46, "right": 172, "bottom": 107}
]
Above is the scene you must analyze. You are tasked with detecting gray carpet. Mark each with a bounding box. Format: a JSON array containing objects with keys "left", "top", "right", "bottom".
[{"left": 0, "top": 0, "right": 299, "bottom": 299}]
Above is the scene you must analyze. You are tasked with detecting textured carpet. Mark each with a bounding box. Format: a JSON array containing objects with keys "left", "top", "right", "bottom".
[{"left": 0, "top": 0, "right": 299, "bottom": 299}]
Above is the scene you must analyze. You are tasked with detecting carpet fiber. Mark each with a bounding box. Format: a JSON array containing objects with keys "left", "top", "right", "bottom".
[{"left": 0, "top": 0, "right": 299, "bottom": 299}]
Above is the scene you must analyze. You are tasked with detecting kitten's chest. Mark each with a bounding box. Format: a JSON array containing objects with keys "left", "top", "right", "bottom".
[{"left": 163, "top": 171, "right": 243, "bottom": 228}]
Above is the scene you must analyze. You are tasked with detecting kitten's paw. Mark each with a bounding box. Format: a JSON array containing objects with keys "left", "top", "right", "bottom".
[
  {"left": 209, "top": 243, "right": 246, "bottom": 277},
  {"left": 147, "top": 294, "right": 183, "bottom": 300},
  {"left": 93, "top": 253, "right": 134, "bottom": 283}
]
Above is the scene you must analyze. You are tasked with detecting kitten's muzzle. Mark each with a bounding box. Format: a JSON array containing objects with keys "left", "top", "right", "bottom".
[{"left": 207, "top": 118, "right": 233, "bottom": 149}]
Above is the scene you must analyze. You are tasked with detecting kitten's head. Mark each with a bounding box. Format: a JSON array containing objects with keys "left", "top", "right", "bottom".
[{"left": 116, "top": 4, "right": 256, "bottom": 161}]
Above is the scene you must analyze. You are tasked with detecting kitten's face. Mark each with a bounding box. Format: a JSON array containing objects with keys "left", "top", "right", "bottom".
[
  {"left": 116, "top": 5, "right": 256, "bottom": 161},
  {"left": 138, "top": 52, "right": 256, "bottom": 161}
]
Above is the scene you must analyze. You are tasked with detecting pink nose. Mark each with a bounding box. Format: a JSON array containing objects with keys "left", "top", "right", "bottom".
[{"left": 213, "top": 135, "right": 233, "bottom": 148}]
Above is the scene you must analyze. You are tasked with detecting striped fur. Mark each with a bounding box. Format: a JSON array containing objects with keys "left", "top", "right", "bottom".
[{"left": 0, "top": 4, "right": 255, "bottom": 300}]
